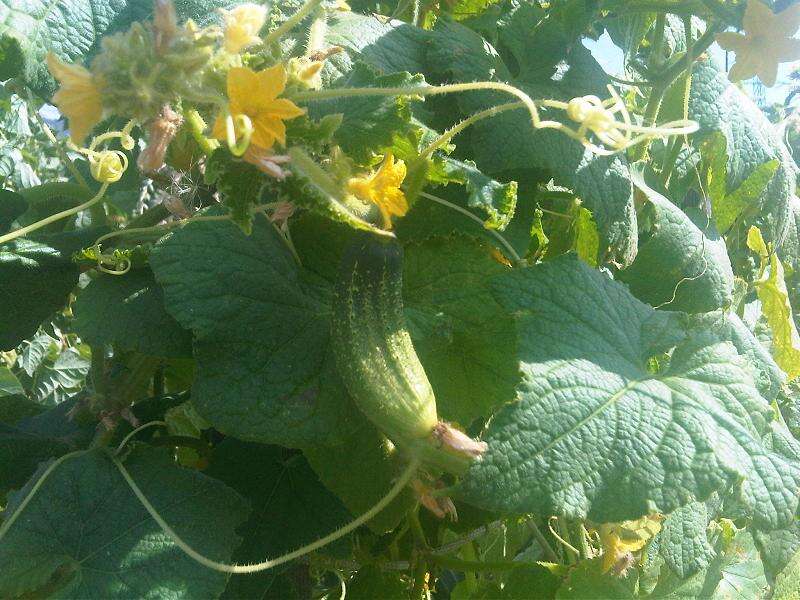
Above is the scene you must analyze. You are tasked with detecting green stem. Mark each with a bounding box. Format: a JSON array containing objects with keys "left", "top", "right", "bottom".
[
  {"left": 419, "top": 192, "right": 524, "bottom": 266},
  {"left": 419, "top": 101, "right": 523, "bottom": 158},
  {"left": 411, "top": 555, "right": 428, "bottom": 600},
  {"left": 28, "top": 93, "right": 91, "bottom": 191},
  {"left": 263, "top": 0, "right": 324, "bottom": 46},
  {"left": 111, "top": 454, "right": 422, "bottom": 573},
  {"left": 528, "top": 520, "right": 560, "bottom": 563},
  {"left": 409, "top": 508, "right": 431, "bottom": 550},
  {"left": 184, "top": 109, "right": 219, "bottom": 157},
  {"left": 0, "top": 183, "right": 108, "bottom": 245},
  {"left": 425, "top": 554, "right": 545, "bottom": 573},
  {"left": 460, "top": 543, "right": 479, "bottom": 594}
]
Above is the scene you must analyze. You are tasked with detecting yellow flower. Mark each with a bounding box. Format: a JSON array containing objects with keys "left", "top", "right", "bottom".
[
  {"left": 46, "top": 53, "right": 104, "bottom": 144},
  {"left": 212, "top": 65, "right": 305, "bottom": 151},
  {"left": 222, "top": 3, "right": 268, "bottom": 53},
  {"left": 347, "top": 153, "right": 408, "bottom": 229},
  {"left": 716, "top": 0, "right": 800, "bottom": 87}
]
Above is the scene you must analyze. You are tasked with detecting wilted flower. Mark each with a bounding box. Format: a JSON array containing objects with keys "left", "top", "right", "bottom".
[
  {"left": 46, "top": 53, "right": 104, "bottom": 144},
  {"left": 432, "top": 421, "right": 488, "bottom": 458},
  {"left": 138, "top": 105, "right": 183, "bottom": 173},
  {"left": 243, "top": 146, "right": 291, "bottom": 180},
  {"left": 716, "top": 0, "right": 800, "bottom": 87},
  {"left": 222, "top": 3, "right": 268, "bottom": 53},
  {"left": 347, "top": 153, "right": 409, "bottom": 229},
  {"left": 153, "top": 0, "right": 179, "bottom": 54}
]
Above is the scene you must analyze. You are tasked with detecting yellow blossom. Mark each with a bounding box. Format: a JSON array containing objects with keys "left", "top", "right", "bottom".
[
  {"left": 212, "top": 65, "right": 305, "bottom": 151},
  {"left": 222, "top": 3, "right": 268, "bottom": 53},
  {"left": 46, "top": 53, "right": 104, "bottom": 144},
  {"left": 716, "top": 0, "right": 800, "bottom": 87},
  {"left": 347, "top": 153, "right": 408, "bottom": 229}
]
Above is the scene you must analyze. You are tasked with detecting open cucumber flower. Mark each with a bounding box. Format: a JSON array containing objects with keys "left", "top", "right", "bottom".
[{"left": 716, "top": 0, "right": 800, "bottom": 87}]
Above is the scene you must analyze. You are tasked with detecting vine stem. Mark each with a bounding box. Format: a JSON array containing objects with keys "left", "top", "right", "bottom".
[
  {"left": 419, "top": 101, "right": 523, "bottom": 158},
  {"left": 111, "top": 454, "right": 421, "bottom": 573},
  {"left": 425, "top": 554, "right": 546, "bottom": 573},
  {"left": 293, "top": 82, "right": 550, "bottom": 135},
  {"left": 264, "top": 0, "right": 325, "bottom": 46},
  {"left": 115, "top": 421, "right": 168, "bottom": 454},
  {"left": 419, "top": 192, "right": 523, "bottom": 265},
  {"left": 0, "top": 183, "right": 109, "bottom": 245}
]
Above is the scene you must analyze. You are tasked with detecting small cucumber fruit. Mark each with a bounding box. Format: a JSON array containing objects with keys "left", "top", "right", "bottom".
[{"left": 332, "top": 235, "right": 483, "bottom": 475}]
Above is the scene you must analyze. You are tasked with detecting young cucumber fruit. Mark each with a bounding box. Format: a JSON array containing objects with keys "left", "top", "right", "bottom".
[{"left": 332, "top": 235, "right": 485, "bottom": 475}]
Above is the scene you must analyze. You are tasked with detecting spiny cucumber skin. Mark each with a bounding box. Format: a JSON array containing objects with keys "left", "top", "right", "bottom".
[{"left": 333, "top": 237, "right": 439, "bottom": 445}]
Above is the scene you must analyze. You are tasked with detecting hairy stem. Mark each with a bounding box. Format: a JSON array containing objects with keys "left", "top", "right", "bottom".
[
  {"left": 112, "top": 454, "right": 421, "bottom": 573},
  {"left": 264, "top": 0, "right": 325, "bottom": 46},
  {"left": 0, "top": 183, "right": 109, "bottom": 245}
]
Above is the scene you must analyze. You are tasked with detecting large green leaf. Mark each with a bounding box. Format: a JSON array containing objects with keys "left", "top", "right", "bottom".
[
  {"left": 0, "top": 227, "right": 106, "bottom": 350},
  {"left": 308, "top": 63, "right": 424, "bottom": 163},
  {"left": 150, "top": 212, "right": 358, "bottom": 449},
  {"left": 688, "top": 57, "right": 797, "bottom": 249},
  {"left": 0, "top": 446, "right": 248, "bottom": 598},
  {"left": 658, "top": 501, "right": 715, "bottom": 579},
  {"left": 403, "top": 235, "right": 518, "bottom": 424},
  {"left": 205, "top": 440, "right": 351, "bottom": 599},
  {"left": 303, "top": 418, "right": 415, "bottom": 534},
  {"left": 73, "top": 269, "right": 193, "bottom": 358},
  {"left": 617, "top": 167, "right": 734, "bottom": 313},
  {"left": 773, "top": 544, "right": 800, "bottom": 600},
  {"left": 0, "top": 0, "right": 236, "bottom": 95},
  {"left": 0, "top": 400, "right": 92, "bottom": 496},
  {"left": 753, "top": 521, "right": 800, "bottom": 579},
  {"left": 458, "top": 254, "right": 800, "bottom": 527}
]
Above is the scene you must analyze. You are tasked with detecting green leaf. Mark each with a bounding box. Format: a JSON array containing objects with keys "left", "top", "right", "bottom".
[
  {"left": 753, "top": 522, "right": 800, "bottom": 579},
  {"left": 205, "top": 149, "right": 264, "bottom": 235},
  {"left": 658, "top": 501, "right": 715, "bottom": 579},
  {"left": 403, "top": 235, "right": 518, "bottom": 424},
  {"left": 346, "top": 565, "right": 409, "bottom": 600},
  {"left": 0, "top": 0, "right": 238, "bottom": 96},
  {"left": 286, "top": 147, "right": 394, "bottom": 237},
  {"left": 436, "top": 157, "right": 518, "bottom": 231},
  {"left": 0, "top": 446, "right": 248, "bottom": 598},
  {"left": 688, "top": 57, "right": 797, "bottom": 248},
  {"left": 715, "top": 160, "right": 779, "bottom": 234},
  {"left": 0, "top": 400, "right": 91, "bottom": 496},
  {"left": 458, "top": 254, "right": 800, "bottom": 527},
  {"left": 617, "top": 166, "right": 734, "bottom": 313},
  {"left": 0, "top": 189, "right": 26, "bottom": 233},
  {"left": 700, "top": 531, "right": 768, "bottom": 600},
  {"left": 0, "top": 227, "right": 105, "bottom": 350},
  {"left": 150, "top": 212, "right": 359, "bottom": 449},
  {"left": 773, "top": 545, "right": 800, "bottom": 600},
  {"left": 303, "top": 419, "right": 416, "bottom": 534},
  {"left": 308, "top": 63, "right": 424, "bottom": 163},
  {"left": 73, "top": 269, "right": 193, "bottom": 358},
  {"left": 30, "top": 345, "right": 91, "bottom": 406},
  {"left": 205, "top": 440, "right": 351, "bottom": 599},
  {"left": 555, "top": 558, "right": 636, "bottom": 599}
]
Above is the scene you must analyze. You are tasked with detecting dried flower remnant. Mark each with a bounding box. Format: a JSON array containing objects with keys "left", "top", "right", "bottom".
[
  {"left": 153, "top": 0, "right": 179, "bottom": 54},
  {"left": 412, "top": 477, "right": 458, "bottom": 520},
  {"left": 138, "top": 105, "right": 183, "bottom": 173},
  {"left": 716, "top": 0, "right": 800, "bottom": 87},
  {"left": 432, "top": 421, "right": 488, "bottom": 459},
  {"left": 243, "top": 146, "right": 291, "bottom": 180}
]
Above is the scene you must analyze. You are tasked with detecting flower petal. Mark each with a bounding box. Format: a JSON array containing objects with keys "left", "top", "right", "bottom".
[
  {"left": 227, "top": 67, "right": 260, "bottom": 105},
  {"left": 252, "top": 117, "right": 286, "bottom": 149},
  {"left": 775, "top": 3, "right": 800, "bottom": 38},
  {"left": 728, "top": 55, "right": 759, "bottom": 83},
  {"left": 255, "top": 64, "right": 288, "bottom": 101},
  {"left": 266, "top": 98, "right": 306, "bottom": 119},
  {"left": 743, "top": 0, "right": 774, "bottom": 33},
  {"left": 774, "top": 37, "right": 800, "bottom": 64},
  {"left": 715, "top": 32, "right": 749, "bottom": 53}
]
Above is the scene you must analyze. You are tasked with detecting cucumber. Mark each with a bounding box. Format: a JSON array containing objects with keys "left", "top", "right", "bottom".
[{"left": 332, "top": 235, "right": 482, "bottom": 475}]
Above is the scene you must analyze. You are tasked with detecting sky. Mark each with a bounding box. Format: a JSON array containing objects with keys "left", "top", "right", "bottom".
[{"left": 584, "top": 33, "right": 797, "bottom": 106}]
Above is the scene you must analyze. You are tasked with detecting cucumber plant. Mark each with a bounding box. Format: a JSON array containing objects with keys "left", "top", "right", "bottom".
[{"left": 2, "top": 0, "right": 800, "bottom": 598}]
